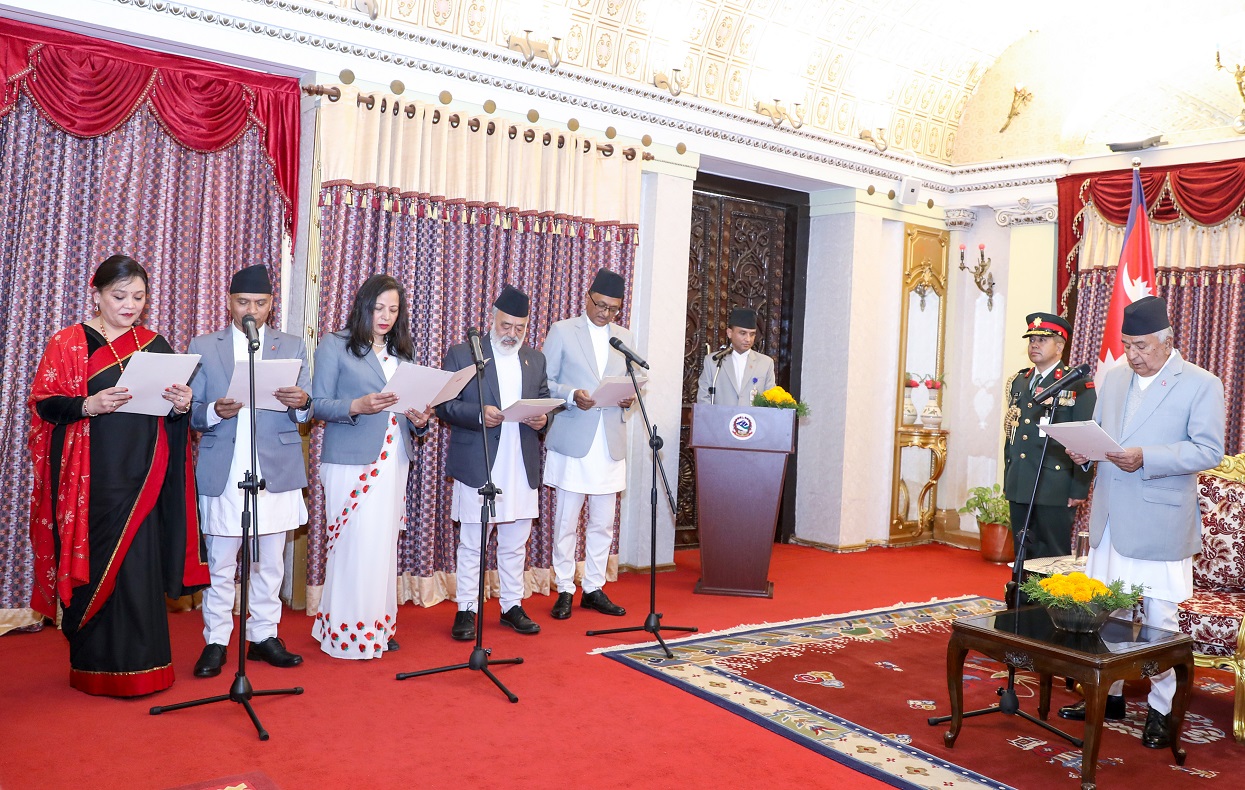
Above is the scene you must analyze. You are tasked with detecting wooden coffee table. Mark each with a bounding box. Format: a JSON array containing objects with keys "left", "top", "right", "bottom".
[{"left": 939, "top": 606, "right": 1193, "bottom": 790}]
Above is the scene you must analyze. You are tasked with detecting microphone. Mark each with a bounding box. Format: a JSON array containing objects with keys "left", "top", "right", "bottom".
[
  {"left": 466, "top": 326, "right": 485, "bottom": 366},
  {"left": 609, "top": 336, "right": 650, "bottom": 370},
  {"left": 1033, "top": 363, "right": 1093, "bottom": 404},
  {"left": 712, "top": 345, "right": 730, "bottom": 364},
  {"left": 241, "top": 314, "right": 260, "bottom": 351}
]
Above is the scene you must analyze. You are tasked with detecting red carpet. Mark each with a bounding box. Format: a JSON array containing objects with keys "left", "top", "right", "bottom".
[
  {"left": 604, "top": 598, "right": 1240, "bottom": 788},
  {"left": 0, "top": 543, "right": 1010, "bottom": 789}
]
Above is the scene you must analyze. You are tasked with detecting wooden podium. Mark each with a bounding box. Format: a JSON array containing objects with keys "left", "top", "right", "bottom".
[{"left": 689, "top": 404, "right": 796, "bottom": 598}]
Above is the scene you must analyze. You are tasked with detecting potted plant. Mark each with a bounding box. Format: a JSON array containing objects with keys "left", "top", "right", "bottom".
[
  {"left": 1020, "top": 572, "right": 1144, "bottom": 633},
  {"left": 959, "top": 484, "right": 1013, "bottom": 563}
]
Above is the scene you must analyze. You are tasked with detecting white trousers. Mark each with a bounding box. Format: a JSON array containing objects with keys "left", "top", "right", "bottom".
[
  {"left": 1107, "top": 596, "right": 1179, "bottom": 714},
  {"left": 202, "top": 532, "right": 287, "bottom": 645},
  {"left": 551, "top": 488, "right": 616, "bottom": 595},
  {"left": 456, "top": 519, "right": 532, "bottom": 613}
]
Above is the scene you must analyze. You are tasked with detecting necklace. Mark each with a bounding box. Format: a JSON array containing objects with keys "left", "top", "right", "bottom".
[{"left": 97, "top": 320, "right": 141, "bottom": 371}]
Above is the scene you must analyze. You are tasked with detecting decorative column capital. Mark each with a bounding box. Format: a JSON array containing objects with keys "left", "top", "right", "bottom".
[
  {"left": 995, "top": 198, "right": 1057, "bottom": 227},
  {"left": 944, "top": 208, "right": 977, "bottom": 230}
]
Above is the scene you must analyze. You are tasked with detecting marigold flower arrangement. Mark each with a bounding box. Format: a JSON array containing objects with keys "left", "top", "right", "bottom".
[
  {"left": 1020, "top": 571, "right": 1143, "bottom": 613},
  {"left": 752, "top": 385, "right": 811, "bottom": 417}
]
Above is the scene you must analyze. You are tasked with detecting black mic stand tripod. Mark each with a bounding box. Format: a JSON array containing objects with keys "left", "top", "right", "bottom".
[
  {"left": 927, "top": 390, "right": 1080, "bottom": 747},
  {"left": 151, "top": 320, "right": 304, "bottom": 740},
  {"left": 585, "top": 355, "right": 697, "bottom": 658},
  {"left": 397, "top": 335, "right": 522, "bottom": 702}
]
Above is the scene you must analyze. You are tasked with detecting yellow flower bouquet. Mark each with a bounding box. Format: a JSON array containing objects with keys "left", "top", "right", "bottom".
[
  {"left": 751, "top": 385, "right": 811, "bottom": 417},
  {"left": 1020, "top": 571, "right": 1144, "bottom": 633}
]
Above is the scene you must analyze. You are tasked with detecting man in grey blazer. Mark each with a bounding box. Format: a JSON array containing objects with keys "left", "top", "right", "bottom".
[
  {"left": 188, "top": 265, "right": 312, "bottom": 677},
  {"left": 542, "top": 269, "right": 635, "bottom": 620},
  {"left": 437, "top": 286, "right": 551, "bottom": 640},
  {"left": 1056, "top": 296, "right": 1224, "bottom": 749},
  {"left": 696, "top": 307, "right": 777, "bottom": 406}
]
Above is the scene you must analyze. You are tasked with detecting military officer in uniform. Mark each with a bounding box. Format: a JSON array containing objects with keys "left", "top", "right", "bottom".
[{"left": 1002, "top": 312, "right": 1096, "bottom": 559}]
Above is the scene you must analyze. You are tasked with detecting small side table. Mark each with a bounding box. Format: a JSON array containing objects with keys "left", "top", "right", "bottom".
[{"left": 941, "top": 607, "right": 1193, "bottom": 790}]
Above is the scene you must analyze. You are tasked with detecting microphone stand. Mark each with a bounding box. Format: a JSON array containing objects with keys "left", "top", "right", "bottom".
[
  {"left": 707, "top": 350, "right": 727, "bottom": 405},
  {"left": 151, "top": 322, "right": 304, "bottom": 740},
  {"left": 585, "top": 355, "right": 697, "bottom": 658},
  {"left": 928, "top": 387, "right": 1080, "bottom": 747},
  {"left": 397, "top": 341, "right": 522, "bottom": 702}
]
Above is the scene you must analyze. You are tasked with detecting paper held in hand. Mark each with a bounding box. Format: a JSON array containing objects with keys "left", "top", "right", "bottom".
[
  {"left": 499, "top": 398, "right": 563, "bottom": 421},
  {"left": 588, "top": 375, "right": 646, "bottom": 407},
  {"left": 224, "top": 359, "right": 302, "bottom": 411},
  {"left": 113, "top": 351, "right": 202, "bottom": 416},
  {"left": 1037, "top": 420, "right": 1125, "bottom": 462},
  {"left": 381, "top": 363, "right": 477, "bottom": 413}
]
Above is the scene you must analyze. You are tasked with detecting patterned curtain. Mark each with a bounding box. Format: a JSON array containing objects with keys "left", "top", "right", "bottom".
[
  {"left": 306, "top": 86, "right": 641, "bottom": 611},
  {"left": 1067, "top": 209, "right": 1245, "bottom": 454},
  {"left": 0, "top": 97, "right": 287, "bottom": 634}
]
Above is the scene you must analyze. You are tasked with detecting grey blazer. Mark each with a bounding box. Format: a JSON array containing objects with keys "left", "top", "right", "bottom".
[
  {"left": 189, "top": 326, "right": 312, "bottom": 496},
  {"left": 542, "top": 315, "right": 635, "bottom": 460},
  {"left": 313, "top": 331, "right": 427, "bottom": 465},
  {"left": 1088, "top": 350, "right": 1225, "bottom": 561},
  {"left": 435, "top": 335, "right": 550, "bottom": 489},
  {"left": 695, "top": 349, "right": 777, "bottom": 406}
]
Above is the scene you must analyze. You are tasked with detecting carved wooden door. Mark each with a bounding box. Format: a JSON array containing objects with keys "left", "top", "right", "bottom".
[{"left": 677, "top": 187, "right": 797, "bottom": 548}]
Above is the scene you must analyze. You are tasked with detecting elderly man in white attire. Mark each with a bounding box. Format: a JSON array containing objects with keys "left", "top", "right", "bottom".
[
  {"left": 541, "top": 269, "right": 636, "bottom": 620},
  {"left": 1058, "top": 296, "right": 1224, "bottom": 751},
  {"left": 437, "top": 286, "right": 552, "bottom": 640},
  {"left": 188, "top": 264, "right": 311, "bottom": 677}
]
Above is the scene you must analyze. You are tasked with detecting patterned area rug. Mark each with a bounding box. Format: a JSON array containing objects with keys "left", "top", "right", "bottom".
[{"left": 600, "top": 596, "right": 1241, "bottom": 789}]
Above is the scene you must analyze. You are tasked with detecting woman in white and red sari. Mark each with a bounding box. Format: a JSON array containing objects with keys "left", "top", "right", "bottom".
[{"left": 28, "top": 255, "right": 208, "bottom": 696}]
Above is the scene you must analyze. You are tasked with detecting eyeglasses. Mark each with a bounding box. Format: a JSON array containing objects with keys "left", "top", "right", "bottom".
[{"left": 590, "top": 297, "right": 622, "bottom": 314}]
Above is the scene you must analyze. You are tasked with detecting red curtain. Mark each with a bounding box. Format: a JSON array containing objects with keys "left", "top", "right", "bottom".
[
  {"left": 1055, "top": 158, "right": 1245, "bottom": 314},
  {"left": 0, "top": 17, "right": 299, "bottom": 236}
]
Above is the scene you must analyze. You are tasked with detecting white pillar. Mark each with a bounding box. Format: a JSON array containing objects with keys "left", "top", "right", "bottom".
[{"left": 619, "top": 160, "right": 698, "bottom": 570}]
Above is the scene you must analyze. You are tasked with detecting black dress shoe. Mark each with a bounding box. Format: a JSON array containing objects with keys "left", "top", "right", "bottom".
[
  {"left": 1142, "top": 706, "right": 1172, "bottom": 749},
  {"left": 451, "top": 611, "right": 476, "bottom": 641},
  {"left": 551, "top": 592, "right": 574, "bottom": 620},
  {"left": 500, "top": 605, "right": 540, "bottom": 635},
  {"left": 246, "top": 637, "right": 303, "bottom": 668},
  {"left": 194, "top": 643, "right": 227, "bottom": 678},
  {"left": 1058, "top": 695, "right": 1126, "bottom": 721},
  {"left": 581, "top": 589, "right": 626, "bottom": 616},
  {"left": 387, "top": 637, "right": 400, "bottom": 652}
]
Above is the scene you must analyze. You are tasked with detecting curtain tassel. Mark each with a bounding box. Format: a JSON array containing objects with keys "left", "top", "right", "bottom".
[{"left": 417, "top": 202, "right": 425, "bottom": 218}]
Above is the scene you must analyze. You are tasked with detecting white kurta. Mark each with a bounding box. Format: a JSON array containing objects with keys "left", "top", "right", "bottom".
[
  {"left": 313, "top": 350, "right": 409, "bottom": 660},
  {"left": 199, "top": 324, "right": 307, "bottom": 536},
  {"left": 544, "top": 319, "right": 626, "bottom": 495},
  {"left": 451, "top": 349, "right": 539, "bottom": 523}
]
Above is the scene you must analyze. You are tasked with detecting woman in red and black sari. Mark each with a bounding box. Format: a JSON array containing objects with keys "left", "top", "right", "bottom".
[{"left": 28, "top": 255, "right": 208, "bottom": 697}]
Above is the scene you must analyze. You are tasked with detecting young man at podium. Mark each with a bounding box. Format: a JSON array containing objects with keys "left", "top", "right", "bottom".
[{"left": 696, "top": 307, "right": 776, "bottom": 406}]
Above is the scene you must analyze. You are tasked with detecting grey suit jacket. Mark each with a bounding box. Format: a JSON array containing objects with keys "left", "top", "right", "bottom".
[
  {"left": 189, "top": 326, "right": 312, "bottom": 496},
  {"left": 695, "top": 349, "right": 777, "bottom": 406},
  {"left": 542, "top": 315, "right": 635, "bottom": 459},
  {"left": 435, "top": 335, "right": 550, "bottom": 489},
  {"left": 1088, "top": 350, "right": 1225, "bottom": 561},
  {"left": 313, "top": 331, "right": 427, "bottom": 465}
]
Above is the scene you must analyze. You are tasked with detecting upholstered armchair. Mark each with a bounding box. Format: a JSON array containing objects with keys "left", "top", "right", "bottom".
[{"left": 1182, "top": 454, "right": 1245, "bottom": 744}]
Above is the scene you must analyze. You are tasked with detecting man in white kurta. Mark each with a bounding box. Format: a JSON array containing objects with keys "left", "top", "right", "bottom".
[
  {"left": 542, "top": 269, "right": 635, "bottom": 620},
  {"left": 1057, "top": 296, "right": 1224, "bottom": 750},
  {"left": 188, "top": 264, "right": 312, "bottom": 677},
  {"left": 437, "top": 286, "right": 551, "bottom": 640}
]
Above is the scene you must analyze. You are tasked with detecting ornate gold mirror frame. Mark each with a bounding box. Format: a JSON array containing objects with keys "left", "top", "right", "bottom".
[{"left": 889, "top": 225, "right": 949, "bottom": 542}]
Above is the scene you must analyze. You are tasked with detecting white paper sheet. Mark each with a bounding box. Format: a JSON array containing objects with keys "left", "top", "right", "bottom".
[
  {"left": 587, "top": 375, "right": 646, "bottom": 407},
  {"left": 382, "top": 362, "right": 477, "bottom": 413},
  {"left": 113, "top": 351, "right": 201, "bottom": 416},
  {"left": 224, "top": 359, "right": 302, "bottom": 411},
  {"left": 1038, "top": 420, "right": 1125, "bottom": 462},
  {"left": 499, "top": 398, "right": 563, "bottom": 421}
]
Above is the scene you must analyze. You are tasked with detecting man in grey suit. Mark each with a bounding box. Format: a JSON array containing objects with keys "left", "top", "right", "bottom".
[
  {"left": 1057, "top": 296, "right": 1224, "bottom": 749},
  {"left": 696, "top": 307, "right": 777, "bottom": 406},
  {"left": 188, "top": 265, "right": 312, "bottom": 677},
  {"left": 542, "top": 269, "right": 635, "bottom": 620},
  {"left": 437, "top": 286, "right": 551, "bottom": 640}
]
